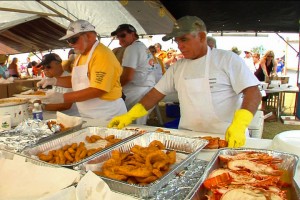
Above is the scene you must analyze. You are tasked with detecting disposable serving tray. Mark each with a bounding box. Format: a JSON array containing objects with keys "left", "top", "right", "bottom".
[
  {"left": 185, "top": 148, "right": 300, "bottom": 200},
  {"left": 75, "top": 131, "right": 208, "bottom": 198},
  {"left": 22, "top": 127, "right": 143, "bottom": 167},
  {"left": 0, "top": 148, "right": 60, "bottom": 168}
]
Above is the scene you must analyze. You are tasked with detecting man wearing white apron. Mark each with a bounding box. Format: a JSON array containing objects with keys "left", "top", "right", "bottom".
[
  {"left": 111, "top": 24, "right": 157, "bottom": 125},
  {"left": 108, "top": 16, "right": 262, "bottom": 148},
  {"left": 38, "top": 20, "right": 127, "bottom": 121}
]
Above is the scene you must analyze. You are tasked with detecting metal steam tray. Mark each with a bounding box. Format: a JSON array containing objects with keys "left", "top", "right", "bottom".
[
  {"left": 185, "top": 148, "right": 300, "bottom": 200},
  {"left": 75, "top": 131, "right": 208, "bottom": 198},
  {"left": 21, "top": 127, "right": 143, "bottom": 167}
]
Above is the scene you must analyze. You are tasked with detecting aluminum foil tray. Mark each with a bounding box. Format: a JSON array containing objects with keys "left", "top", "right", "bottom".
[
  {"left": 0, "top": 148, "right": 60, "bottom": 168},
  {"left": 35, "top": 120, "right": 85, "bottom": 145},
  {"left": 186, "top": 148, "right": 300, "bottom": 200},
  {"left": 0, "top": 119, "right": 84, "bottom": 152},
  {"left": 76, "top": 131, "right": 208, "bottom": 198},
  {"left": 21, "top": 127, "right": 142, "bottom": 167}
]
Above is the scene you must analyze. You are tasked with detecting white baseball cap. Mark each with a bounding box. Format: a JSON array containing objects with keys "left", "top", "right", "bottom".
[{"left": 59, "top": 19, "right": 95, "bottom": 40}]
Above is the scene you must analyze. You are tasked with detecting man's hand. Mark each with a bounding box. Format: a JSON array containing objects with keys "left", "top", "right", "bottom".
[
  {"left": 108, "top": 103, "right": 148, "bottom": 129},
  {"left": 225, "top": 109, "right": 253, "bottom": 148},
  {"left": 41, "top": 90, "right": 64, "bottom": 104},
  {"left": 37, "top": 77, "right": 57, "bottom": 88}
]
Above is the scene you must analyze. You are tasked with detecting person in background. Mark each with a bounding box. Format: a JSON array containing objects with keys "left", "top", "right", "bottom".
[
  {"left": 108, "top": 16, "right": 261, "bottom": 148},
  {"left": 31, "top": 61, "right": 42, "bottom": 77},
  {"left": 37, "top": 19, "right": 127, "bottom": 121},
  {"left": 0, "top": 55, "right": 9, "bottom": 79},
  {"left": 8, "top": 57, "right": 20, "bottom": 78},
  {"left": 243, "top": 50, "right": 256, "bottom": 73},
  {"left": 154, "top": 43, "right": 167, "bottom": 61},
  {"left": 254, "top": 50, "right": 278, "bottom": 113},
  {"left": 252, "top": 53, "right": 260, "bottom": 71},
  {"left": 255, "top": 50, "right": 278, "bottom": 82},
  {"left": 276, "top": 58, "right": 285, "bottom": 76},
  {"left": 148, "top": 45, "right": 166, "bottom": 83},
  {"left": 62, "top": 49, "right": 76, "bottom": 73},
  {"left": 163, "top": 49, "right": 177, "bottom": 69},
  {"left": 38, "top": 53, "right": 79, "bottom": 116},
  {"left": 112, "top": 46, "right": 126, "bottom": 64},
  {"left": 231, "top": 46, "right": 241, "bottom": 55},
  {"left": 206, "top": 36, "right": 216, "bottom": 49},
  {"left": 26, "top": 57, "right": 33, "bottom": 76},
  {"left": 110, "top": 24, "right": 157, "bottom": 125}
]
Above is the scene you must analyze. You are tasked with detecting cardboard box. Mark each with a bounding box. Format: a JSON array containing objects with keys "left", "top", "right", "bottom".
[
  {"left": 265, "top": 76, "right": 289, "bottom": 84},
  {"left": 280, "top": 116, "right": 300, "bottom": 125}
]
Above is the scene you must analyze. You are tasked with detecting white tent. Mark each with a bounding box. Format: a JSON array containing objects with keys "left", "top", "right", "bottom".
[{"left": 0, "top": 1, "right": 175, "bottom": 54}]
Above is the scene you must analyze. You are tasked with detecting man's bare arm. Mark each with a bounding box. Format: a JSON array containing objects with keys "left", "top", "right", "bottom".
[
  {"left": 139, "top": 88, "right": 166, "bottom": 110},
  {"left": 241, "top": 86, "right": 262, "bottom": 115}
]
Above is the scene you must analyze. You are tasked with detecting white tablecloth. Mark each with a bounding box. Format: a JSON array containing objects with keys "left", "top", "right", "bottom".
[{"left": 43, "top": 111, "right": 300, "bottom": 199}]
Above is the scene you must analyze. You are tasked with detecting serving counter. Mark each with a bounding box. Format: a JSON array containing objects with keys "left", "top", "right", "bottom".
[
  {"left": 1, "top": 111, "right": 299, "bottom": 199},
  {"left": 0, "top": 78, "right": 41, "bottom": 99}
]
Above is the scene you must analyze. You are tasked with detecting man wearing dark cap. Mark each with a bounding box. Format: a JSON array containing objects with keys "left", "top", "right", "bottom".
[
  {"left": 110, "top": 24, "right": 156, "bottom": 125},
  {"left": 109, "top": 16, "right": 262, "bottom": 148},
  {"left": 37, "top": 19, "right": 127, "bottom": 121},
  {"left": 37, "top": 53, "right": 79, "bottom": 116}
]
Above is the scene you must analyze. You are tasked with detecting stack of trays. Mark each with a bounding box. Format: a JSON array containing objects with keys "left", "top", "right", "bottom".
[
  {"left": 22, "top": 127, "right": 143, "bottom": 167},
  {"left": 76, "top": 132, "right": 208, "bottom": 198}
]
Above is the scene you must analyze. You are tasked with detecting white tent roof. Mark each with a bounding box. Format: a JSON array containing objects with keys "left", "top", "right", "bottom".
[{"left": 0, "top": 1, "right": 174, "bottom": 54}]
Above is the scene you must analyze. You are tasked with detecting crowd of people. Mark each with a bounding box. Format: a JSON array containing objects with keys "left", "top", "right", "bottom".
[{"left": 3, "top": 16, "right": 290, "bottom": 147}]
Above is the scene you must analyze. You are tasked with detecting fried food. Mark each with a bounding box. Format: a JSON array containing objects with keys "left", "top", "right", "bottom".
[
  {"left": 200, "top": 136, "right": 228, "bottom": 149},
  {"left": 98, "top": 140, "right": 176, "bottom": 185},
  {"left": 37, "top": 134, "right": 124, "bottom": 165},
  {"left": 29, "top": 90, "right": 46, "bottom": 95},
  {"left": 47, "top": 120, "right": 68, "bottom": 132}
]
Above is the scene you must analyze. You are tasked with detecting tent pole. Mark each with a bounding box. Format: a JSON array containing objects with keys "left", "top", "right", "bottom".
[
  {"left": 275, "top": 33, "right": 298, "bottom": 54},
  {"left": 36, "top": 0, "right": 75, "bottom": 22},
  {"left": 294, "top": 22, "right": 300, "bottom": 117}
]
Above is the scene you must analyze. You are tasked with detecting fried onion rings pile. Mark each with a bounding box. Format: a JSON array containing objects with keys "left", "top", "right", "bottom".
[{"left": 93, "top": 140, "right": 176, "bottom": 185}]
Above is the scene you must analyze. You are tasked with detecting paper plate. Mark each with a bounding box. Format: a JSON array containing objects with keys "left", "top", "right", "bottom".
[
  {"left": 13, "top": 94, "right": 47, "bottom": 99},
  {"left": 270, "top": 130, "right": 300, "bottom": 157}
]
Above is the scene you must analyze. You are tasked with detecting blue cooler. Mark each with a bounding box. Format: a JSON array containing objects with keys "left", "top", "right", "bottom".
[
  {"left": 164, "top": 118, "right": 180, "bottom": 129},
  {"left": 165, "top": 103, "right": 180, "bottom": 118}
]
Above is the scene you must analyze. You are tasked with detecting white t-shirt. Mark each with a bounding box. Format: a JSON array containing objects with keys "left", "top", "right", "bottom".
[
  {"left": 244, "top": 57, "right": 256, "bottom": 73},
  {"left": 155, "top": 48, "right": 260, "bottom": 122},
  {"left": 122, "top": 40, "right": 156, "bottom": 89}
]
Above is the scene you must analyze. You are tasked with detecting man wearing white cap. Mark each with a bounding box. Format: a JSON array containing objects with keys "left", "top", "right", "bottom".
[
  {"left": 108, "top": 16, "right": 262, "bottom": 148},
  {"left": 37, "top": 19, "right": 127, "bottom": 121},
  {"left": 244, "top": 50, "right": 256, "bottom": 73}
]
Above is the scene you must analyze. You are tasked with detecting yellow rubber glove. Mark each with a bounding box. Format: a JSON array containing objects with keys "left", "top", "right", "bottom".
[
  {"left": 107, "top": 103, "right": 148, "bottom": 129},
  {"left": 225, "top": 109, "right": 253, "bottom": 148}
]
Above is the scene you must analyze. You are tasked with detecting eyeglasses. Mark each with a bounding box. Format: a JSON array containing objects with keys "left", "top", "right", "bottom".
[
  {"left": 66, "top": 35, "right": 81, "bottom": 44},
  {"left": 116, "top": 33, "right": 127, "bottom": 39}
]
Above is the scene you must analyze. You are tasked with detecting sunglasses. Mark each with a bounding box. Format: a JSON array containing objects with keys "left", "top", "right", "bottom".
[
  {"left": 66, "top": 35, "right": 81, "bottom": 44},
  {"left": 116, "top": 33, "right": 127, "bottom": 39}
]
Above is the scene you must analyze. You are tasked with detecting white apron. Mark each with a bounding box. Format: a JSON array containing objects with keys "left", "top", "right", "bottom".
[
  {"left": 178, "top": 48, "right": 231, "bottom": 134},
  {"left": 72, "top": 41, "right": 127, "bottom": 120}
]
